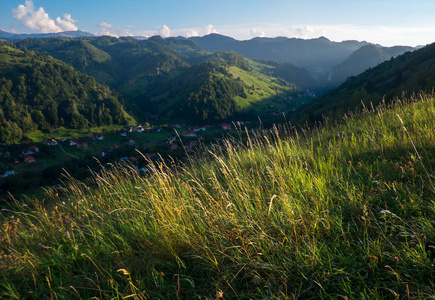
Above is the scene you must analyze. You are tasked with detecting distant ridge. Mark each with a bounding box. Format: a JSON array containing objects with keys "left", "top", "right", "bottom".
[
  {"left": 293, "top": 42, "right": 435, "bottom": 124},
  {"left": 0, "top": 30, "right": 94, "bottom": 40},
  {"left": 328, "top": 44, "right": 414, "bottom": 85},
  {"left": 189, "top": 34, "right": 373, "bottom": 76}
]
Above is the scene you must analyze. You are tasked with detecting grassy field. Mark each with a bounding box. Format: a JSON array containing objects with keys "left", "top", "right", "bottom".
[
  {"left": 228, "top": 66, "right": 295, "bottom": 113},
  {"left": 1, "top": 93, "right": 435, "bottom": 299}
]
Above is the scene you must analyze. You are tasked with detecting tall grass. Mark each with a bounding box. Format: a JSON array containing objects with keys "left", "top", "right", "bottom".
[{"left": 1, "top": 93, "right": 435, "bottom": 299}]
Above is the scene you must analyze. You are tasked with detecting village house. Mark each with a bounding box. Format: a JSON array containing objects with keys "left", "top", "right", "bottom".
[
  {"left": 88, "top": 133, "right": 104, "bottom": 140},
  {"left": 76, "top": 139, "right": 88, "bottom": 150},
  {"left": 28, "top": 145, "right": 39, "bottom": 153},
  {"left": 193, "top": 126, "right": 207, "bottom": 132},
  {"left": 22, "top": 148, "right": 34, "bottom": 156},
  {"left": 182, "top": 130, "right": 196, "bottom": 137},
  {"left": 126, "top": 139, "right": 135, "bottom": 145},
  {"left": 3, "top": 170, "right": 17, "bottom": 177},
  {"left": 171, "top": 144, "right": 180, "bottom": 150},
  {"left": 43, "top": 139, "right": 58, "bottom": 146},
  {"left": 23, "top": 155, "right": 36, "bottom": 163},
  {"left": 69, "top": 139, "right": 77, "bottom": 146},
  {"left": 221, "top": 123, "right": 231, "bottom": 130}
]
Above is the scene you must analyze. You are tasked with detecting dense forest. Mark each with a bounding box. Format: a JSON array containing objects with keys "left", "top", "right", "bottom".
[{"left": 0, "top": 41, "right": 131, "bottom": 143}]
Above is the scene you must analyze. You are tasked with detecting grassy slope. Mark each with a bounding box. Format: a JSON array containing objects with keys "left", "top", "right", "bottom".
[
  {"left": 228, "top": 66, "right": 294, "bottom": 112},
  {"left": 1, "top": 93, "right": 435, "bottom": 299}
]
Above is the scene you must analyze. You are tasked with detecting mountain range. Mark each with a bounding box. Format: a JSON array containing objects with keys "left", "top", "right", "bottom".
[
  {"left": 0, "top": 30, "right": 94, "bottom": 40},
  {"left": 190, "top": 34, "right": 372, "bottom": 77},
  {"left": 1, "top": 29, "right": 430, "bottom": 137}
]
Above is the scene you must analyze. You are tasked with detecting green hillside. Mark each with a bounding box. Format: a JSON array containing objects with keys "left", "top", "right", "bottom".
[
  {"left": 294, "top": 42, "right": 435, "bottom": 124},
  {"left": 13, "top": 37, "right": 300, "bottom": 123},
  {"left": 1, "top": 92, "right": 435, "bottom": 298},
  {"left": 249, "top": 59, "right": 318, "bottom": 90},
  {"left": 132, "top": 59, "right": 295, "bottom": 122},
  {"left": 0, "top": 41, "right": 132, "bottom": 144},
  {"left": 328, "top": 44, "right": 414, "bottom": 85}
]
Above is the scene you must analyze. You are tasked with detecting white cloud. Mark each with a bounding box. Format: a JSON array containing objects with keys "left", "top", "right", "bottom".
[
  {"left": 203, "top": 24, "right": 217, "bottom": 35},
  {"left": 158, "top": 25, "right": 171, "bottom": 37},
  {"left": 56, "top": 14, "right": 78, "bottom": 31},
  {"left": 12, "top": 0, "right": 78, "bottom": 33},
  {"left": 97, "top": 22, "right": 133, "bottom": 37},
  {"left": 283, "top": 26, "right": 324, "bottom": 39},
  {"left": 250, "top": 28, "right": 265, "bottom": 38},
  {"left": 186, "top": 28, "right": 199, "bottom": 37}
]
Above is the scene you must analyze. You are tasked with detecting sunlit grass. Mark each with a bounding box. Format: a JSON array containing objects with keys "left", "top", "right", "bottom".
[{"left": 1, "top": 93, "right": 435, "bottom": 298}]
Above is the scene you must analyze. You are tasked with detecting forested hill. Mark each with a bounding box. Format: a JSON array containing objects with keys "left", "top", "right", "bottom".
[
  {"left": 293, "top": 42, "right": 435, "bottom": 123},
  {"left": 12, "top": 36, "right": 201, "bottom": 88},
  {"left": 328, "top": 44, "right": 414, "bottom": 85},
  {"left": 0, "top": 41, "right": 131, "bottom": 143},
  {"left": 12, "top": 37, "right": 299, "bottom": 123}
]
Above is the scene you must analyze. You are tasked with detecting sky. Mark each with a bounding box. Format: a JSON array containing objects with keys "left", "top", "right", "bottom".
[{"left": 1, "top": 0, "right": 435, "bottom": 46}]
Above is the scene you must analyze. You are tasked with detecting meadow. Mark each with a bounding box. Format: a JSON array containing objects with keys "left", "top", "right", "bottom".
[{"left": 1, "top": 93, "right": 435, "bottom": 299}]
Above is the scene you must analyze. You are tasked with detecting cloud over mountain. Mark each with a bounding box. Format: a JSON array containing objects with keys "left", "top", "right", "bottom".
[
  {"left": 158, "top": 25, "right": 171, "bottom": 37},
  {"left": 250, "top": 28, "right": 265, "bottom": 38},
  {"left": 96, "top": 22, "right": 133, "bottom": 37},
  {"left": 12, "top": 0, "right": 78, "bottom": 33},
  {"left": 203, "top": 24, "right": 217, "bottom": 35},
  {"left": 55, "top": 14, "right": 78, "bottom": 31}
]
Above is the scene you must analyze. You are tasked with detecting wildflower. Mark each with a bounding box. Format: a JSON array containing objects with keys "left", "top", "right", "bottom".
[{"left": 394, "top": 256, "right": 399, "bottom": 262}]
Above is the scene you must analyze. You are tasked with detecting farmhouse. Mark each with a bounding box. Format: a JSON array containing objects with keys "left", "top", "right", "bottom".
[
  {"left": 182, "top": 130, "right": 196, "bottom": 137},
  {"left": 221, "top": 123, "right": 231, "bottom": 130},
  {"left": 76, "top": 139, "right": 88, "bottom": 150},
  {"left": 43, "top": 139, "right": 58, "bottom": 146},
  {"left": 23, "top": 155, "right": 36, "bottom": 163}
]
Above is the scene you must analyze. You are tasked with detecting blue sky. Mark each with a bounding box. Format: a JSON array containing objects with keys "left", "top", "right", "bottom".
[{"left": 1, "top": 0, "right": 435, "bottom": 46}]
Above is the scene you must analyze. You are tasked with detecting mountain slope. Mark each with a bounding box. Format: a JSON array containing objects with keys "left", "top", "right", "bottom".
[
  {"left": 133, "top": 57, "right": 296, "bottom": 122},
  {"left": 2, "top": 91, "right": 435, "bottom": 298},
  {"left": 328, "top": 44, "right": 414, "bottom": 85},
  {"left": 249, "top": 60, "right": 318, "bottom": 89},
  {"left": 0, "top": 41, "right": 131, "bottom": 143},
  {"left": 293, "top": 42, "right": 435, "bottom": 123}
]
